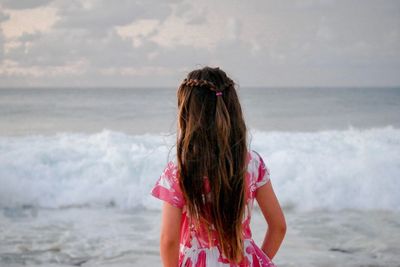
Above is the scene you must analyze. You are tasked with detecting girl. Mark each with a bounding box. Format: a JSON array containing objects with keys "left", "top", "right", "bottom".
[{"left": 151, "top": 66, "right": 286, "bottom": 267}]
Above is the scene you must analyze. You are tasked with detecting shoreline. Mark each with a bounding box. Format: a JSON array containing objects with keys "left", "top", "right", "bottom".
[{"left": 1, "top": 207, "right": 399, "bottom": 267}]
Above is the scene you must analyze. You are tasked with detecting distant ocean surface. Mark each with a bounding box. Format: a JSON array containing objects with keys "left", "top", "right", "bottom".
[
  {"left": 1, "top": 87, "right": 400, "bottom": 267},
  {"left": 1, "top": 87, "right": 400, "bottom": 135}
]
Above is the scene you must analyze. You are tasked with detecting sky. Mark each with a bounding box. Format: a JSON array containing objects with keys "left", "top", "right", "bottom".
[{"left": 0, "top": 0, "right": 399, "bottom": 88}]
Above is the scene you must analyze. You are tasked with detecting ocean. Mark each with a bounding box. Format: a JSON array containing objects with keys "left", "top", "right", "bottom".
[{"left": 1, "top": 87, "right": 400, "bottom": 266}]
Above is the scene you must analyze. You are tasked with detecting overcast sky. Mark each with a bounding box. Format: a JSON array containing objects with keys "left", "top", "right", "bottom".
[{"left": 0, "top": 0, "right": 399, "bottom": 88}]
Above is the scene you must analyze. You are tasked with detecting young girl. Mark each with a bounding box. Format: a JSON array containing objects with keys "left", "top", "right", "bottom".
[{"left": 151, "top": 66, "right": 286, "bottom": 267}]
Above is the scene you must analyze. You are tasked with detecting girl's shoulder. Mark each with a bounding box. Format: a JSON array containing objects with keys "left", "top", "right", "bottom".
[
  {"left": 150, "top": 160, "right": 185, "bottom": 209},
  {"left": 247, "top": 149, "right": 264, "bottom": 169},
  {"left": 165, "top": 151, "right": 269, "bottom": 180},
  {"left": 247, "top": 150, "right": 271, "bottom": 189}
]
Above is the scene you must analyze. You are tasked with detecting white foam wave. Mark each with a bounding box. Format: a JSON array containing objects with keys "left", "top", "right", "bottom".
[{"left": 0, "top": 126, "right": 399, "bottom": 211}]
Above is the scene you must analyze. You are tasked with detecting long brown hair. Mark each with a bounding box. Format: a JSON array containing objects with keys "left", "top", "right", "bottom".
[{"left": 176, "top": 66, "right": 247, "bottom": 262}]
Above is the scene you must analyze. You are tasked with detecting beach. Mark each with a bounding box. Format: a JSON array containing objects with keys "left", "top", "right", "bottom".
[
  {"left": 1, "top": 87, "right": 400, "bottom": 266},
  {"left": 1, "top": 207, "right": 399, "bottom": 266}
]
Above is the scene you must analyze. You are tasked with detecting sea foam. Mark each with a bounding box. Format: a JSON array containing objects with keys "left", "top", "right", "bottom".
[{"left": 0, "top": 126, "right": 399, "bottom": 211}]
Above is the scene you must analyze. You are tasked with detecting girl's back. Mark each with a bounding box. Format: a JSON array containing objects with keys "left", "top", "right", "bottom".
[{"left": 151, "top": 150, "right": 276, "bottom": 266}]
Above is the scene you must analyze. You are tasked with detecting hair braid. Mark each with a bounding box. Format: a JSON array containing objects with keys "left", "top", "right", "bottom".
[{"left": 181, "top": 78, "right": 233, "bottom": 92}]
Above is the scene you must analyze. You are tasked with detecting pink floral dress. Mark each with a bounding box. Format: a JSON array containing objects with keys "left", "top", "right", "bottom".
[{"left": 151, "top": 150, "right": 276, "bottom": 267}]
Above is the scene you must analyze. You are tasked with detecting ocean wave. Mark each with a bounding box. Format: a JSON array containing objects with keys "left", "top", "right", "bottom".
[{"left": 0, "top": 126, "right": 399, "bottom": 211}]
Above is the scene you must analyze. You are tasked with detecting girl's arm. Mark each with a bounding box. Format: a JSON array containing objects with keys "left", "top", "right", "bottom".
[
  {"left": 255, "top": 180, "right": 286, "bottom": 260},
  {"left": 160, "top": 202, "right": 182, "bottom": 267}
]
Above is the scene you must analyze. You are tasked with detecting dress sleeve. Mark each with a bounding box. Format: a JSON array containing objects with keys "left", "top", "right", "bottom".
[
  {"left": 254, "top": 151, "right": 271, "bottom": 189},
  {"left": 150, "top": 161, "right": 185, "bottom": 209}
]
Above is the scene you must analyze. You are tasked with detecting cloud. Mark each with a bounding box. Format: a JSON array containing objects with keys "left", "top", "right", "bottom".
[
  {"left": 0, "top": 0, "right": 53, "bottom": 10},
  {"left": 0, "top": 0, "right": 399, "bottom": 87},
  {"left": 54, "top": 0, "right": 173, "bottom": 29},
  {"left": 1, "top": 6, "right": 58, "bottom": 39},
  {"left": 1, "top": 0, "right": 175, "bottom": 71},
  {"left": 116, "top": 19, "right": 160, "bottom": 48},
  {"left": 0, "top": 9, "right": 9, "bottom": 22}
]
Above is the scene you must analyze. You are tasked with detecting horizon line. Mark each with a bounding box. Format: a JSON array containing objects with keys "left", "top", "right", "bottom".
[{"left": 0, "top": 85, "right": 399, "bottom": 90}]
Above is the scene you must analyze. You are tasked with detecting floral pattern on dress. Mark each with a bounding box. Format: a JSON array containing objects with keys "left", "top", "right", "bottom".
[{"left": 151, "top": 150, "right": 276, "bottom": 267}]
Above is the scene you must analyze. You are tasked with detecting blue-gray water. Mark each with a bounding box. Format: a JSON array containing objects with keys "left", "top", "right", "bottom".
[{"left": 1, "top": 87, "right": 399, "bottom": 135}]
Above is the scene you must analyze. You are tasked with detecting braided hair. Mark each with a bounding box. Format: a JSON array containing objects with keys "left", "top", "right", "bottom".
[{"left": 180, "top": 78, "right": 234, "bottom": 92}]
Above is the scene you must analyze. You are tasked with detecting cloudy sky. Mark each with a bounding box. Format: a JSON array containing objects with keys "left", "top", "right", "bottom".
[{"left": 0, "top": 0, "right": 399, "bottom": 88}]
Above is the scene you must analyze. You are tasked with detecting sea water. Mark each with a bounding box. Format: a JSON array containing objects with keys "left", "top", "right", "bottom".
[{"left": 0, "top": 87, "right": 400, "bottom": 266}]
